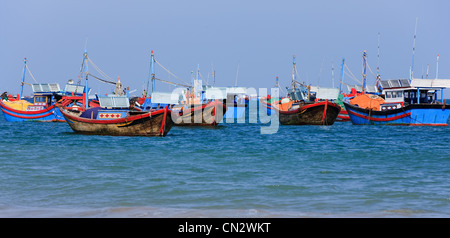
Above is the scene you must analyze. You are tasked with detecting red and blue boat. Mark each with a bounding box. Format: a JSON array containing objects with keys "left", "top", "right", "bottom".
[
  {"left": 0, "top": 58, "right": 72, "bottom": 122},
  {"left": 344, "top": 79, "right": 450, "bottom": 126}
]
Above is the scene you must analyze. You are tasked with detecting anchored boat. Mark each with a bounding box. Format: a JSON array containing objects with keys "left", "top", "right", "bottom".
[
  {"left": 59, "top": 51, "right": 173, "bottom": 136},
  {"left": 0, "top": 59, "right": 67, "bottom": 122},
  {"left": 58, "top": 96, "right": 173, "bottom": 136},
  {"left": 267, "top": 55, "right": 341, "bottom": 125},
  {"left": 344, "top": 79, "right": 450, "bottom": 126}
]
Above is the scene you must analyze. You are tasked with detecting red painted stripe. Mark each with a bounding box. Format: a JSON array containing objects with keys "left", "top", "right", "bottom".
[
  {"left": 0, "top": 101, "right": 56, "bottom": 115},
  {"left": 159, "top": 106, "right": 168, "bottom": 135},
  {"left": 347, "top": 109, "right": 411, "bottom": 121},
  {"left": 1, "top": 108, "right": 55, "bottom": 119},
  {"left": 321, "top": 99, "right": 328, "bottom": 123}
]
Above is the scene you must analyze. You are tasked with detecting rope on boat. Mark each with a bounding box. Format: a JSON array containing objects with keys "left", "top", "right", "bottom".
[
  {"left": 154, "top": 59, "right": 189, "bottom": 86},
  {"left": 154, "top": 77, "right": 190, "bottom": 87},
  {"left": 87, "top": 73, "right": 117, "bottom": 85},
  {"left": 25, "top": 64, "right": 39, "bottom": 83},
  {"left": 86, "top": 57, "right": 115, "bottom": 83},
  {"left": 344, "top": 63, "right": 361, "bottom": 84}
]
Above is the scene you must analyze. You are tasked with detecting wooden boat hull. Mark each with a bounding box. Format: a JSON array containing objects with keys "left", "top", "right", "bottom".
[
  {"left": 0, "top": 100, "right": 64, "bottom": 122},
  {"left": 172, "top": 100, "right": 227, "bottom": 126},
  {"left": 344, "top": 102, "right": 450, "bottom": 126},
  {"left": 275, "top": 100, "right": 341, "bottom": 125},
  {"left": 59, "top": 106, "right": 173, "bottom": 136}
]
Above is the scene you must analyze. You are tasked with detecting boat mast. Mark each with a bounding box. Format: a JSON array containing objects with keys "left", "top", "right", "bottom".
[
  {"left": 292, "top": 55, "right": 296, "bottom": 91},
  {"left": 331, "top": 62, "right": 335, "bottom": 88},
  {"left": 197, "top": 64, "right": 200, "bottom": 99},
  {"left": 362, "top": 50, "right": 367, "bottom": 93},
  {"left": 83, "top": 50, "right": 89, "bottom": 109},
  {"left": 19, "top": 58, "right": 27, "bottom": 100},
  {"left": 339, "top": 58, "right": 345, "bottom": 94},
  {"left": 376, "top": 33, "right": 381, "bottom": 92},
  {"left": 151, "top": 50, "right": 155, "bottom": 93},
  {"left": 410, "top": 17, "right": 418, "bottom": 82},
  {"left": 436, "top": 54, "right": 439, "bottom": 79}
]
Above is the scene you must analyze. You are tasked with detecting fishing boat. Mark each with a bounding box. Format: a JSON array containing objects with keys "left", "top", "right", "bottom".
[
  {"left": 58, "top": 96, "right": 173, "bottom": 136},
  {"left": 58, "top": 51, "right": 173, "bottom": 136},
  {"left": 267, "top": 56, "right": 341, "bottom": 125},
  {"left": 344, "top": 78, "right": 450, "bottom": 126},
  {"left": 272, "top": 93, "right": 341, "bottom": 125},
  {"left": 0, "top": 58, "right": 67, "bottom": 122},
  {"left": 171, "top": 99, "right": 227, "bottom": 126},
  {"left": 335, "top": 48, "right": 389, "bottom": 123},
  {"left": 1, "top": 85, "right": 65, "bottom": 122},
  {"left": 139, "top": 52, "right": 228, "bottom": 126},
  {"left": 170, "top": 78, "right": 227, "bottom": 126}
]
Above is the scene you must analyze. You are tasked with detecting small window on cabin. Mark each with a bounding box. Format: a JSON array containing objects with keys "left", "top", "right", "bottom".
[
  {"left": 421, "top": 92, "right": 426, "bottom": 98},
  {"left": 397, "top": 91, "right": 403, "bottom": 97},
  {"left": 386, "top": 91, "right": 392, "bottom": 98},
  {"left": 404, "top": 92, "right": 409, "bottom": 98},
  {"left": 34, "top": 96, "right": 45, "bottom": 103}
]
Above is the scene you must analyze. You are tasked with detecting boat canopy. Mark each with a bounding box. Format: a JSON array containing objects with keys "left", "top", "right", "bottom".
[
  {"left": 411, "top": 78, "right": 450, "bottom": 89},
  {"left": 32, "top": 83, "right": 60, "bottom": 93},
  {"left": 346, "top": 84, "right": 378, "bottom": 93},
  {"left": 379, "top": 79, "right": 411, "bottom": 89},
  {"left": 309, "top": 86, "right": 339, "bottom": 100},
  {"left": 98, "top": 95, "right": 130, "bottom": 108},
  {"left": 151, "top": 91, "right": 183, "bottom": 104},
  {"left": 64, "top": 84, "right": 85, "bottom": 95}
]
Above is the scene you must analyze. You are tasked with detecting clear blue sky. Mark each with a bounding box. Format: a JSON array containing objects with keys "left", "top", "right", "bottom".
[{"left": 1, "top": 0, "right": 449, "bottom": 98}]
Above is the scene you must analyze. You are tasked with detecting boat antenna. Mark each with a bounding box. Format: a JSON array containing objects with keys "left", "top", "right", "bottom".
[
  {"left": 234, "top": 63, "right": 239, "bottom": 87},
  {"left": 151, "top": 50, "right": 155, "bottom": 93},
  {"left": 83, "top": 50, "right": 89, "bottom": 109},
  {"left": 19, "top": 58, "right": 27, "bottom": 100},
  {"left": 331, "top": 62, "right": 335, "bottom": 88},
  {"left": 339, "top": 58, "right": 345, "bottom": 94},
  {"left": 377, "top": 32, "right": 381, "bottom": 74},
  {"left": 410, "top": 17, "right": 418, "bottom": 82},
  {"left": 362, "top": 50, "right": 367, "bottom": 93},
  {"left": 292, "top": 55, "right": 296, "bottom": 91},
  {"left": 376, "top": 32, "right": 382, "bottom": 92},
  {"left": 436, "top": 54, "right": 439, "bottom": 79}
]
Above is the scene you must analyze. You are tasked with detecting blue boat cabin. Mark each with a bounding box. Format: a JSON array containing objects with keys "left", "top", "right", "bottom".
[{"left": 379, "top": 79, "right": 448, "bottom": 111}]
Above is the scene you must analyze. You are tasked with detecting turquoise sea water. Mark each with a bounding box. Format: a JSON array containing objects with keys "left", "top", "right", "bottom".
[{"left": 0, "top": 108, "right": 449, "bottom": 218}]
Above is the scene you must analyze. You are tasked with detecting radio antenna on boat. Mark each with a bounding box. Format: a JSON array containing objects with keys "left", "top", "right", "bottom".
[
  {"left": 83, "top": 50, "right": 89, "bottom": 109},
  {"left": 150, "top": 50, "right": 155, "bottom": 93},
  {"left": 376, "top": 32, "right": 382, "bottom": 92},
  {"left": 362, "top": 50, "right": 367, "bottom": 93},
  {"left": 436, "top": 54, "right": 439, "bottom": 79},
  {"left": 234, "top": 63, "right": 240, "bottom": 87},
  {"left": 19, "top": 58, "right": 27, "bottom": 99},
  {"left": 292, "top": 55, "right": 297, "bottom": 91},
  {"left": 331, "top": 62, "right": 335, "bottom": 88},
  {"left": 339, "top": 58, "right": 345, "bottom": 94},
  {"left": 410, "top": 17, "right": 418, "bottom": 82}
]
